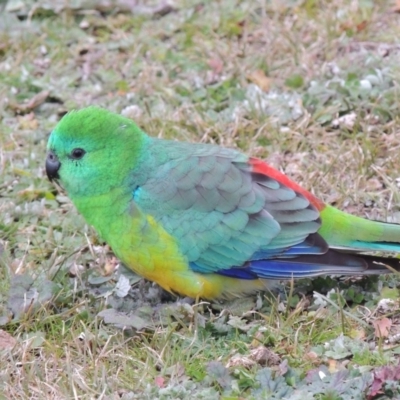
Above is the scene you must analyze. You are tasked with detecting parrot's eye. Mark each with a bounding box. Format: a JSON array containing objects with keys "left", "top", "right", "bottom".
[{"left": 70, "top": 148, "right": 86, "bottom": 160}]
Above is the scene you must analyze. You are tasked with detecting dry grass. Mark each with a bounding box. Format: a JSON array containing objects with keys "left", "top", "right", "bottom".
[{"left": 1, "top": 0, "right": 400, "bottom": 398}]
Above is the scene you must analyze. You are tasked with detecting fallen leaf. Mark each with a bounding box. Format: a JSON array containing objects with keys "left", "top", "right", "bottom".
[
  {"left": 97, "top": 309, "right": 149, "bottom": 330},
  {"left": 368, "top": 364, "right": 400, "bottom": 399},
  {"left": 0, "top": 330, "right": 17, "bottom": 350},
  {"left": 208, "top": 58, "right": 224, "bottom": 74},
  {"left": 372, "top": 317, "right": 392, "bottom": 338},
  {"left": 249, "top": 346, "right": 281, "bottom": 366},
  {"left": 305, "top": 351, "right": 318, "bottom": 361},
  {"left": 10, "top": 91, "right": 49, "bottom": 114},
  {"left": 114, "top": 274, "right": 131, "bottom": 298},
  {"left": 328, "top": 359, "right": 338, "bottom": 373},
  {"left": 247, "top": 69, "right": 271, "bottom": 92},
  {"left": 225, "top": 354, "right": 255, "bottom": 369},
  {"left": 356, "top": 20, "right": 368, "bottom": 32},
  {"left": 154, "top": 376, "right": 165, "bottom": 388}
]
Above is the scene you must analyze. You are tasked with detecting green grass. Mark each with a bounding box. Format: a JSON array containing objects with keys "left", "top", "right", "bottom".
[{"left": 1, "top": 0, "right": 400, "bottom": 398}]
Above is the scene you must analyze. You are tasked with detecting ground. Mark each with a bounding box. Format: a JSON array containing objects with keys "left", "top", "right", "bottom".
[{"left": 1, "top": 0, "right": 400, "bottom": 398}]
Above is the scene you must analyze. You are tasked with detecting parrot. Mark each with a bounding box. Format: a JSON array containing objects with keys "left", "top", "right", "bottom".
[{"left": 45, "top": 106, "right": 400, "bottom": 299}]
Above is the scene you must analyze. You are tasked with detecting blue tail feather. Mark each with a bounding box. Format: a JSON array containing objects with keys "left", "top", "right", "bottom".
[{"left": 211, "top": 249, "right": 397, "bottom": 280}]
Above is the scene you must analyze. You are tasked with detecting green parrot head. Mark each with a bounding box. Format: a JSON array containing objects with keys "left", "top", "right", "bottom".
[{"left": 46, "top": 106, "right": 148, "bottom": 199}]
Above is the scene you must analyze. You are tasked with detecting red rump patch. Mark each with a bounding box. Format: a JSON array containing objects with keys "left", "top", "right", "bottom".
[{"left": 249, "top": 158, "right": 325, "bottom": 211}]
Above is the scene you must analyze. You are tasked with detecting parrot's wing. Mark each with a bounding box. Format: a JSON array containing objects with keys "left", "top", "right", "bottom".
[{"left": 134, "top": 142, "right": 325, "bottom": 276}]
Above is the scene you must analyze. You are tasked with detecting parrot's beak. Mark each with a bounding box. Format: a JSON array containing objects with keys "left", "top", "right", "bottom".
[{"left": 46, "top": 150, "right": 61, "bottom": 181}]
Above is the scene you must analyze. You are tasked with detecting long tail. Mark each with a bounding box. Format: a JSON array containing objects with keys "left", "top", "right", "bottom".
[
  {"left": 243, "top": 205, "right": 400, "bottom": 280},
  {"left": 319, "top": 205, "right": 400, "bottom": 252}
]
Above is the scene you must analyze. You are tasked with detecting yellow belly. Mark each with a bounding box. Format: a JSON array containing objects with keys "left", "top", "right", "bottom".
[{"left": 109, "top": 214, "right": 266, "bottom": 299}]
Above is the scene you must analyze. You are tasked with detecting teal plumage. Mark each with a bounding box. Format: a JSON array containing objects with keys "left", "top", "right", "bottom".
[{"left": 131, "top": 138, "right": 320, "bottom": 275}]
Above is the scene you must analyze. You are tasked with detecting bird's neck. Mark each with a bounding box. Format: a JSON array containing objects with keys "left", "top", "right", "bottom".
[{"left": 71, "top": 187, "right": 189, "bottom": 282}]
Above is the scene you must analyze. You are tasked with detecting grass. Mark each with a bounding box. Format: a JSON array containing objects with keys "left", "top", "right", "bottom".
[{"left": 1, "top": 0, "right": 400, "bottom": 398}]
